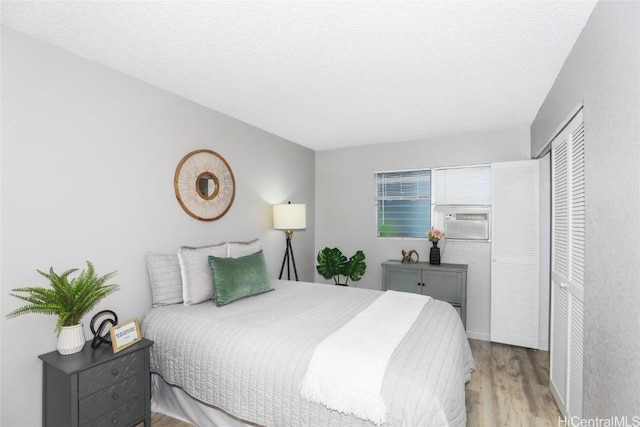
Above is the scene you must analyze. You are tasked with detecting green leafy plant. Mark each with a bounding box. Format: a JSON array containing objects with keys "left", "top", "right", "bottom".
[
  {"left": 316, "top": 247, "right": 366, "bottom": 286},
  {"left": 6, "top": 261, "right": 119, "bottom": 333}
]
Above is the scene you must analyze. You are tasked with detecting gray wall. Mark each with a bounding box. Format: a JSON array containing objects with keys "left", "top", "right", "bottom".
[
  {"left": 315, "top": 127, "right": 530, "bottom": 340},
  {"left": 530, "top": 1, "right": 640, "bottom": 418},
  {"left": 0, "top": 26, "right": 315, "bottom": 426}
]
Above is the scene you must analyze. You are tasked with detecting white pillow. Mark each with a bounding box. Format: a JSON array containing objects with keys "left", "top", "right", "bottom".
[
  {"left": 146, "top": 252, "right": 183, "bottom": 307},
  {"left": 178, "top": 243, "right": 227, "bottom": 305},
  {"left": 228, "top": 238, "right": 262, "bottom": 258}
]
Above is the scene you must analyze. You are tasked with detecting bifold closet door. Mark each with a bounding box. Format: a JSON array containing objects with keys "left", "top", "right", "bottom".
[
  {"left": 491, "top": 160, "right": 540, "bottom": 349},
  {"left": 550, "top": 108, "right": 585, "bottom": 419}
]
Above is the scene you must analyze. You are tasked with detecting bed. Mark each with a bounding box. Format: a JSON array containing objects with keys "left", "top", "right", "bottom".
[{"left": 141, "top": 278, "right": 474, "bottom": 427}]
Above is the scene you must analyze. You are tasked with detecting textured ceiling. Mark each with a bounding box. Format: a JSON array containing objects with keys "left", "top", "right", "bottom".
[{"left": 1, "top": 1, "right": 597, "bottom": 151}]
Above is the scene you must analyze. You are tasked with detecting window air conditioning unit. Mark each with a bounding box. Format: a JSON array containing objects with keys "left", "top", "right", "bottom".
[{"left": 434, "top": 206, "right": 491, "bottom": 241}]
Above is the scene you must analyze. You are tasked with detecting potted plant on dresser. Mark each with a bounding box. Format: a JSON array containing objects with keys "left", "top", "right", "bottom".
[{"left": 5, "top": 261, "right": 119, "bottom": 355}]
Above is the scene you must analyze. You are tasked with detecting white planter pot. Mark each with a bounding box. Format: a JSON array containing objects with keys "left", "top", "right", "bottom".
[{"left": 57, "top": 324, "right": 86, "bottom": 355}]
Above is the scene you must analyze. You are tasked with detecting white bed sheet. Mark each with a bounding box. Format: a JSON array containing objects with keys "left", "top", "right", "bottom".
[
  {"left": 151, "top": 373, "right": 252, "bottom": 427},
  {"left": 142, "top": 280, "right": 474, "bottom": 427}
]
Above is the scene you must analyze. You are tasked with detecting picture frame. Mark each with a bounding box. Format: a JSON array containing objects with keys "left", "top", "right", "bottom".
[{"left": 109, "top": 317, "right": 142, "bottom": 353}]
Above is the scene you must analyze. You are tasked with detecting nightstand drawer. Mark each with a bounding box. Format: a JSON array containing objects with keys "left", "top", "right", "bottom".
[
  {"left": 79, "top": 351, "right": 144, "bottom": 397},
  {"left": 80, "top": 396, "right": 146, "bottom": 427},
  {"left": 79, "top": 375, "right": 144, "bottom": 425}
]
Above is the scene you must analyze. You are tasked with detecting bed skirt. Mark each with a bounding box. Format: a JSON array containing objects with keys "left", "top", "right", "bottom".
[{"left": 151, "top": 373, "right": 260, "bottom": 427}]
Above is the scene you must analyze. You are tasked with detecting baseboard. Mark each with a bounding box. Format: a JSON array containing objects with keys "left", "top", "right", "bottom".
[
  {"left": 465, "top": 332, "right": 550, "bottom": 351},
  {"left": 466, "top": 331, "right": 490, "bottom": 341}
]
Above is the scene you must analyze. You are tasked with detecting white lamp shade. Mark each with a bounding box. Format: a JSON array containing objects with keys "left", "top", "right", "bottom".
[{"left": 273, "top": 203, "right": 306, "bottom": 230}]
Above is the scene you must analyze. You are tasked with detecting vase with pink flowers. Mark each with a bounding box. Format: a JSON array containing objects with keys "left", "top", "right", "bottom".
[{"left": 427, "top": 228, "right": 444, "bottom": 265}]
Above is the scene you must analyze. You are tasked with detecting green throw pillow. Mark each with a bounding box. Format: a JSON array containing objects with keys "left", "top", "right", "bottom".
[{"left": 208, "top": 250, "right": 273, "bottom": 307}]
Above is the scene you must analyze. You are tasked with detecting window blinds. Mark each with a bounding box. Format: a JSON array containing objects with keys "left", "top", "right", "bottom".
[
  {"left": 434, "top": 165, "right": 491, "bottom": 205},
  {"left": 375, "top": 170, "right": 431, "bottom": 238}
]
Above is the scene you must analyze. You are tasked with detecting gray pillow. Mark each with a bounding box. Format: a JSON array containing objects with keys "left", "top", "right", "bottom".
[
  {"left": 228, "top": 238, "right": 262, "bottom": 258},
  {"left": 146, "top": 252, "right": 183, "bottom": 307},
  {"left": 208, "top": 250, "right": 273, "bottom": 307},
  {"left": 179, "top": 243, "right": 228, "bottom": 305}
]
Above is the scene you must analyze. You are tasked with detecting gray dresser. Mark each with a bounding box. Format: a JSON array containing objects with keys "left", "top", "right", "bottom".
[
  {"left": 38, "top": 338, "right": 153, "bottom": 427},
  {"left": 382, "top": 260, "right": 468, "bottom": 329}
]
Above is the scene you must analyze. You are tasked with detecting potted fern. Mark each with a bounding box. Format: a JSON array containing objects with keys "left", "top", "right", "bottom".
[
  {"left": 6, "top": 261, "right": 119, "bottom": 355},
  {"left": 316, "top": 247, "right": 366, "bottom": 286}
]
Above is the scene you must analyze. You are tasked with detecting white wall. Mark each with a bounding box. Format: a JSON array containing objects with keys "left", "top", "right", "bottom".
[
  {"left": 315, "top": 127, "right": 530, "bottom": 340},
  {"left": 0, "top": 26, "right": 315, "bottom": 426},
  {"left": 530, "top": 1, "right": 640, "bottom": 418}
]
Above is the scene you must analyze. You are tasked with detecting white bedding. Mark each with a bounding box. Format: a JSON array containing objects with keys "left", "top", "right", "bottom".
[
  {"left": 142, "top": 280, "right": 474, "bottom": 427},
  {"left": 301, "top": 290, "right": 430, "bottom": 424}
]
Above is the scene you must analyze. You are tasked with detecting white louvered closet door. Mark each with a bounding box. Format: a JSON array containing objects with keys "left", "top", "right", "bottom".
[
  {"left": 550, "top": 108, "right": 585, "bottom": 419},
  {"left": 491, "top": 160, "right": 540, "bottom": 349}
]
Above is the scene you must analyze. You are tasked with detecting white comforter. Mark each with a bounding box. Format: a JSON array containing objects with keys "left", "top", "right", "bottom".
[{"left": 142, "top": 280, "right": 474, "bottom": 427}]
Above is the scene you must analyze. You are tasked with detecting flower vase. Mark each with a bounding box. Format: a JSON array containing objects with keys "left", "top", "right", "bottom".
[
  {"left": 57, "top": 324, "right": 86, "bottom": 355},
  {"left": 429, "top": 241, "right": 441, "bottom": 265}
]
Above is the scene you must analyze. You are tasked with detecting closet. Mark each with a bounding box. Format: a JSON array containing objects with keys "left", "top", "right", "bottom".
[{"left": 549, "top": 108, "right": 585, "bottom": 419}]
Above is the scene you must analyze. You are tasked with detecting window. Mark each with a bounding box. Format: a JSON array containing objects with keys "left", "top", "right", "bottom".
[
  {"left": 432, "top": 165, "right": 492, "bottom": 240},
  {"left": 375, "top": 170, "right": 431, "bottom": 238},
  {"left": 433, "top": 165, "right": 491, "bottom": 206},
  {"left": 375, "top": 164, "right": 491, "bottom": 239}
]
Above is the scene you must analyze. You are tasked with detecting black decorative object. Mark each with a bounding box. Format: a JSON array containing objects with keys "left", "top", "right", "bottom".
[
  {"left": 90, "top": 310, "right": 118, "bottom": 349},
  {"left": 429, "top": 242, "right": 441, "bottom": 265}
]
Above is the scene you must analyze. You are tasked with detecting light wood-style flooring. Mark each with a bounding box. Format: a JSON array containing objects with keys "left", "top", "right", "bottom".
[
  {"left": 145, "top": 413, "right": 193, "bottom": 427},
  {"left": 465, "top": 339, "right": 561, "bottom": 426},
  {"left": 140, "top": 339, "right": 562, "bottom": 427}
]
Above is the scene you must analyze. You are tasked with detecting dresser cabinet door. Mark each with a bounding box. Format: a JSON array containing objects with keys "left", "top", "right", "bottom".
[
  {"left": 423, "top": 270, "right": 461, "bottom": 303},
  {"left": 385, "top": 267, "right": 421, "bottom": 294}
]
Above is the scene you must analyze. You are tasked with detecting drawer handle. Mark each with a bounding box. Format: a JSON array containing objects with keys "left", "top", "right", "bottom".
[
  {"left": 112, "top": 393, "right": 119, "bottom": 401},
  {"left": 111, "top": 369, "right": 119, "bottom": 376}
]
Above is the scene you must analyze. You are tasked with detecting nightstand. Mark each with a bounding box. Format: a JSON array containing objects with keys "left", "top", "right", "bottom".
[{"left": 39, "top": 338, "right": 153, "bottom": 427}]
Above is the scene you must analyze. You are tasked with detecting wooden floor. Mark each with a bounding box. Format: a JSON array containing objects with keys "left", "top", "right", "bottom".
[
  {"left": 145, "top": 413, "right": 193, "bottom": 427},
  {"left": 142, "top": 339, "right": 562, "bottom": 427},
  {"left": 465, "top": 339, "right": 561, "bottom": 426}
]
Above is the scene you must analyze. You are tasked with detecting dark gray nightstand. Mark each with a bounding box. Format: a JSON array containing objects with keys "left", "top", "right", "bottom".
[{"left": 39, "top": 338, "right": 153, "bottom": 427}]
